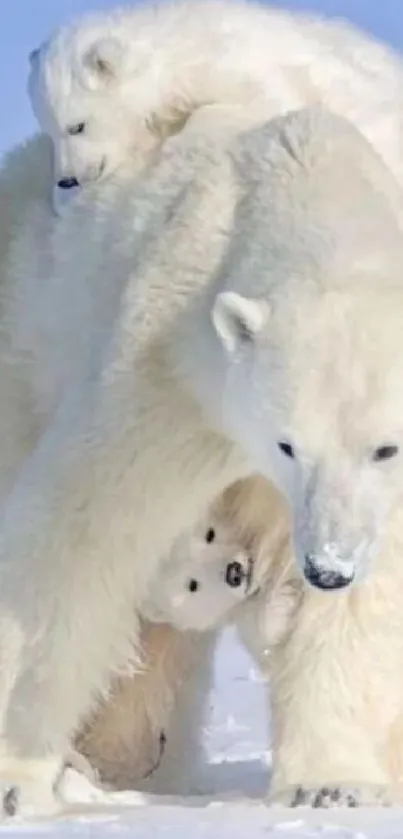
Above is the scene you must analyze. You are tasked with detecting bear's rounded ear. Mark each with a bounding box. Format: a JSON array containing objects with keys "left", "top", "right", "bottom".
[
  {"left": 82, "top": 37, "right": 129, "bottom": 88},
  {"left": 212, "top": 292, "right": 270, "bottom": 354}
]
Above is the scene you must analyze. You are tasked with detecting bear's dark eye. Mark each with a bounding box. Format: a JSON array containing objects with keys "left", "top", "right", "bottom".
[
  {"left": 188, "top": 579, "right": 199, "bottom": 593},
  {"left": 67, "top": 122, "right": 85, "bottom": 136},
  {"left": 278, "top": 441, "right": 295, "bottom": 459},
  {"left": 373, "top": 444, "right": 399, "bottom": 462},
  {"left": 205, "top": 528, "right": 215, "bottom": 543}
]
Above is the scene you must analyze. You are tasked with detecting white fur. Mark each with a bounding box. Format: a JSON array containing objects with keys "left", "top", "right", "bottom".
[
  {"left": 23, "top": 6, "right": 403, "bottom": 806},
  {"left": 0, "top": 107, "right": 403, "bottom": 816},
  {"left": 28, "top": 0, "right": 403, "bottom": 214}
]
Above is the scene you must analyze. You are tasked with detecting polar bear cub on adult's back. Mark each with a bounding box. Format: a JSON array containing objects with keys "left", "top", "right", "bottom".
[
  {"left": 28, "top": 0, "right": 403, "bottom": 215},
  {"left": 0, "top": 107, "right": 403, "bottom": 818}
]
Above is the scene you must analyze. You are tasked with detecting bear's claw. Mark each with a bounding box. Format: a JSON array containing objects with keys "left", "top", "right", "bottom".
[
  {"left": 269, "top": 783, "right": 398, "bottom": 808},
  {"left": 2, "top": 786, "right": 19, "bottom": 817},
  {"left": 0, "top": 757, "right": 63, "bottom": 820},
  {"left": 290, "top": 785, "right": 359, "bottom": 808}
]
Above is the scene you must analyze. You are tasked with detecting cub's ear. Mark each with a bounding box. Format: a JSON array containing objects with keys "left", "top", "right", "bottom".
[
  {"left": 82, "top": 37, "right": 129, "bottom": 88},
  {"left": 212, "top": 292, "right": 270, "bottom": 354}
]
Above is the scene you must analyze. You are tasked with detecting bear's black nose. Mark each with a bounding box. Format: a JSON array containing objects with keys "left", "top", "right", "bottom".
[
  {"left": 303, "top": 555, "right": 354, "bottom": 591},
  {"left": 225, "top": 561, "right": 245, "bottom": 588},
  {"left": 57, "top": 177, "right": 80, "bottom": 190}
]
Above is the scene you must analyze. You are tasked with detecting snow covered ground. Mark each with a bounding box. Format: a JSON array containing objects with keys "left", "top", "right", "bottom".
[{"left": 2, "top": 628, "right": 403, "bottom": 837}]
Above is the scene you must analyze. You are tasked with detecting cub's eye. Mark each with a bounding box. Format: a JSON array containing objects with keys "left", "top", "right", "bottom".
[
  {"left": 373, "top": 444, "right": 399, "bottom": 462},
  {"left": 188, "top": 579, "right": 199, "bottom": 593},
  {"left": 67, "top": 122, "right": 85, "bottom": 136},
  {"left": 205, "top": 528, "right": 215, "bottom": 543},
  {"left": 278, "top": 441, "right": 295, "bottom": 459}
]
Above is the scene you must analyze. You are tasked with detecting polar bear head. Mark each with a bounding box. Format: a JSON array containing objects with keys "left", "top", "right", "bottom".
[
  {"left": 209, "top": 108, "right": 403, "bottom": 591},
  {"left": 143, "top": 513, "right": 256, "bottom": 632},
  {"left": 27, "top": 5, "right": 208, "bottom": 213},
  {"left": 28, "top": 31, "right": 138, "bottom": 190},
  {"left": 144, "top": 475, "right": 292, "bottom": 633},
  {"left": 28, "top": 18, "right": 167, "bottom": 216}
]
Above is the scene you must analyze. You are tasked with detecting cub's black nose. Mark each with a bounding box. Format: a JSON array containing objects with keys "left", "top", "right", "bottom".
[
  {"left": 57, "top": 177, "right": 80, "bottom": 189},
  {"left": 304, "top": 555, "right": 354, "bottom": 591},
  {"left": 225, "top": 561, "right": 245, "bottom": 588}
]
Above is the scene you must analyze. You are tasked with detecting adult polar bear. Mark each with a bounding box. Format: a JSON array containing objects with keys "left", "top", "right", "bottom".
[{"left": 0, "top": 107, "right": 403, "bottom": 817}]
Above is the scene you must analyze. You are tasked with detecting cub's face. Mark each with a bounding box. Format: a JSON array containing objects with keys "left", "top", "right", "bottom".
[
  {"left": 144, "top": 515, "right": 256, "bottom": 631},
  {"left": 27, "top": 34, "right": 159, "bottom": 212}
]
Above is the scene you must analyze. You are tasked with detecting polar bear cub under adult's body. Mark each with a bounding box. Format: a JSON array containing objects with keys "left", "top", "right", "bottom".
[
  {"left": 29, "top": 0, "right": 403, "bottom": 214},
  {"left": 1, "top": 107, "right": 403, "bottom": 817},
  {"left": 74, "top": 475, "right": 297, "bottom": 793},
  {"left": 73, "top": 623, "right": 215, "bottom": 794}
]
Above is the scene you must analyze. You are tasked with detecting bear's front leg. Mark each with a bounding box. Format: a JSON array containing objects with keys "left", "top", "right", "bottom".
[
  {"left": 0, "top": 412, "right": 144, "bottom": 820},
  {"left": 268, "top": 580, "right": 403, "bottom": 808}
]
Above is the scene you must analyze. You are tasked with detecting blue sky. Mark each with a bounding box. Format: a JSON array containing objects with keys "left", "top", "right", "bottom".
[{"left": 1, "top": 0, "right": 402, "bottom": 154}]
